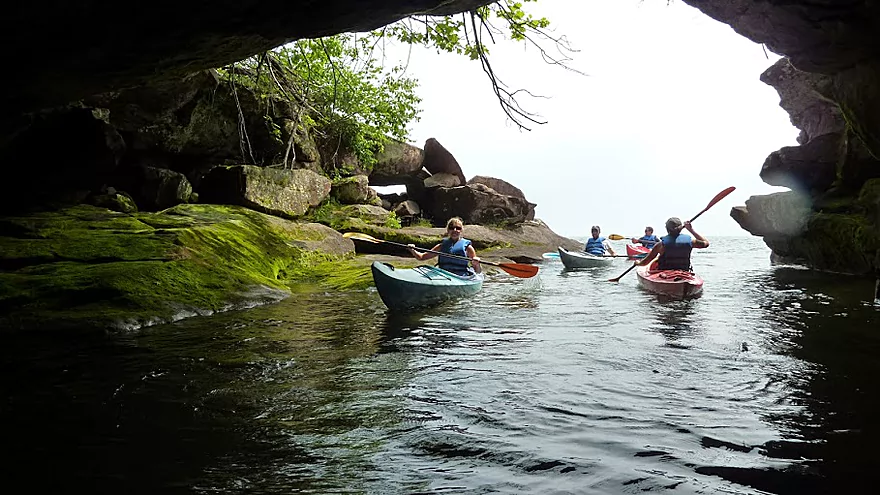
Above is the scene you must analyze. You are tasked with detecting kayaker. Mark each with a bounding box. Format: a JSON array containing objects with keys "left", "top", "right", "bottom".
[
  {"left": 585, "top": 225, "right": 616, "bottom": 256},
  {"left": 636, "top": 217, "right": 709, "bottom": 271},
  {"left": 406, "top": 217, "right": 482, "bottom": 276},
  {"left": 631, "top": 226, "right": 660, "bottom": 248}
]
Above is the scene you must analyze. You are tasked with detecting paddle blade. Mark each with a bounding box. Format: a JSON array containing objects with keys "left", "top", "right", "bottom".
[
  {"left": 689, "top": 186, "right": 736, "bottom": 223},
  {"left": 707, "top": 186, "right": 737, "bottom": 209},
  {"left": 608, "top": 234, "right": 627, "bottom": 241},
  {"left": 498, "top": 263, "right": 539, "bottom": 279},
  {"left": 342, "top": 232, "right": 381, "bottom": 243}
]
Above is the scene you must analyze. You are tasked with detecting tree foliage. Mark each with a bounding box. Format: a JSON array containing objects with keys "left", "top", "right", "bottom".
[
  {"left": 219, "top": 35, "right": 422, "bottom": 171},
  {"left": 369, "top": 0, "right": 579, "bottom": 130},
  {"left": 217, "top": 0, "right": 573, "bottom": 173}
]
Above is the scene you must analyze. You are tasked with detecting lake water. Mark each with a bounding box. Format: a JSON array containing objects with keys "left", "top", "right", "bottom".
[{"left": 2, "top": 236, "right": 879, "bottom": 493}]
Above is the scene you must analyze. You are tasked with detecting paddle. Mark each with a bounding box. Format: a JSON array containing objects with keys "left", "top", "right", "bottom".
[
  {"left": 608, "top": 186, "right": 736, "bottom": 282},
  {"left": 343, "top": 232, "right": 539, "bottom": 279}
]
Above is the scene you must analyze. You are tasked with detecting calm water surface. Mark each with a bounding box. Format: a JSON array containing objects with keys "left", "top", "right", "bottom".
[{"left": 2, "top": 237, "right": 879, "bottom": 493}]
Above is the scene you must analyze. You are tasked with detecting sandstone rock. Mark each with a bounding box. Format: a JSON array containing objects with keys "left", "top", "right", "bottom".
[
  {"left": 345, "top": 219, "right": 582, "bottom": 263},
  {"left": 424, "top": 172, "right": 462, "bottom": 189},
  {"left": 340, "top": 204, "right": 393, "bottom": 225},
  {"left": 5, "top": 0, "right": 491, "bottom": 115},
  {"left": 422, "top": 138, "right": 466, "bottom": 184},
  {"left": 393, "top": 200, "right": 421, "bottom": 217},
  {"left": 759, "top": 58, "right": 843, "bottom": 144},
  {"left": 467, "top": 176, "right": 523, "bottom": 198},
  {"left": 730, "top": 192, "right": 811, "bottom": 237},
  {"left": 467, "top": 175, "right": 537, "bottom": 220},
  {"left": 760, "top": 132, "right": 841, "bottom": 192},
  {"left": 370, "top": 140, "right": 425, "bottom": 186},
  {"left": 199, "top": 165, "right": 330, "bottom": 218},
  {"left": 426, "top": 184, "right": 532, "bottom": 226},
  {"left": 86, "top": 192, "right": 139, "bottom": 213},
  {"left": 331, "top": 175, "right": 379, "bottom": 205},
  {"left": 131, "top": 166, "right": 193, "bottom": 211}
]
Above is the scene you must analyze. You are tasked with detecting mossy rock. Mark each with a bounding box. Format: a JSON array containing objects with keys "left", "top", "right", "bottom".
[
  {"left": 771, "top": 212, "right": 880, "bottom": 274},
  {"left": 0, "top": 204, "right": 359, "bottom": 331}
]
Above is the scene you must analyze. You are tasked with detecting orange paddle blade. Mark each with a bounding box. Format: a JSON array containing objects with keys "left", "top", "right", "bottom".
[{"left": 497, "top": 262, "right": 539, "bottom": 279}]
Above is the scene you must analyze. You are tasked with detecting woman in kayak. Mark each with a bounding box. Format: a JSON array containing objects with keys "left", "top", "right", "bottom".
[
  {"left": 406, "top": 217, "right": 482, "bottom": 276},
  {"left": 636, "top": 217, "right": 709, "bottom": 271},
  {"left": 631, "top": 226, "right": 660, "bottom": 248}
]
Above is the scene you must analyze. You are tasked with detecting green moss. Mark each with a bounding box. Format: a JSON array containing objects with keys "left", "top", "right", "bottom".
[
  {"left": 799, "top": 213, "right": 880, "bottom": 273},
  {"left": 0, "top": 204, "right": 361, "bottom": 330}
]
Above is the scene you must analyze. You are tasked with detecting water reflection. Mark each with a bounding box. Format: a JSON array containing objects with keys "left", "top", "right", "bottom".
[
  {"left": 700, "top": 266, "right": 880, "bottom": 494},
  {"left": 647, "top": 298, "right": 700, "bottom": 346}
]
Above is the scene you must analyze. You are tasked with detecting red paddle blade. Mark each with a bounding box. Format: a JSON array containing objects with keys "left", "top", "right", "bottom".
[
  {"left": 498, "top": 263, "right": 539, "bottom": 279},
  {"left": 706, "top": 186, "right": 736, "bottom": 209}
]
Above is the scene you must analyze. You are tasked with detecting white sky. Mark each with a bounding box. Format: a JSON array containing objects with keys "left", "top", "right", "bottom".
[{"left": 377, "top": 0, "right": 799, "bottom": 237}]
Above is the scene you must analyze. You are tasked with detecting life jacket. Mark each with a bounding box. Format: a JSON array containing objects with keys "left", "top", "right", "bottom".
[
  {"left": 439, "top": 237, "right": 473, "bottom": 276},
  {"left": 584, "top": 236, "right": 607, "bottom": 256},
  {"left": 638, "top": 235, "right": 659, "bottom": 248},
  {"left": 658, "top": 234, "right": 693, "bottom": 271}
]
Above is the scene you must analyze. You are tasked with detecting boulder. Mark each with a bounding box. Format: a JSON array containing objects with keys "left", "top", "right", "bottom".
[
  {"left": 331, "top": 175, "right": 379, "bottom": 205},
  {"left": 760, "top": 132, "right": 841, "bottom": 193},
  {"left": 199, "top": 165, "right": 330, "bottom": 218},
  {"left": 468, "top": 175, "right": 524, "bottom": 199},
  {"left": 424, "top": 172, "right": 462, "bottom": 189},
  {"left": 129, "top": 166, "right": 193, "bottom": 211},
  {"left": 426, "top": 184, "right": 532, "bottom": 226},
  {"left": 422, "top": 138, "right": 466, "bottom": 184},
  {"left": 393, "top": 200, "right": 421, "bottom": 217},
  {"left": 86, "top": 191, "right": 138, "bottom": 213},
  {"left": 340, "top": 204, "right": 393, "bottom": 226},
  {"left": 467, "top": 175, "right": 536, "bottom": 220},
  {"left": 369, "top": 140, "right": 425, "bottom": 186},
  {"left": 729, "top": 191, "right": 812, "bottom": 237}
]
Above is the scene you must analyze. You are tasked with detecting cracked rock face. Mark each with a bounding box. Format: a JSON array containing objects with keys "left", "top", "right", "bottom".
[{"left": 2, "top": 0, "right": 491, "bottom": 115}]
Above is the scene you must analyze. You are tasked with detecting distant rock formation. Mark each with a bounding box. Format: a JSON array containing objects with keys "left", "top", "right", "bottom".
[{"left": 422, "top": 138, "right": 466, "bottom": 185}]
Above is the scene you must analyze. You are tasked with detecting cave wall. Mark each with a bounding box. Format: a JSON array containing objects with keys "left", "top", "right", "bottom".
[{"left": 678, "top": 1, "right": 880, "bottom": 275}]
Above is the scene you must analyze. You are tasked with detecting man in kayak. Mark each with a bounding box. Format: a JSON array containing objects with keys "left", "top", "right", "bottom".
[
  {"left": 636, "top": 217, "right": 709, "bottom": 271},
  {"left": 406, "top": 217, "right": 482, "bottom": 276},
  {"left": 585, "top": 225, "right": 616, "bottom": 256},
  {"left": 631, "top": 226, "right": 660, "bottom": 248}
]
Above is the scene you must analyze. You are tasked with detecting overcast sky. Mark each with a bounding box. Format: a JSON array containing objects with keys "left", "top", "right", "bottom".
[{"left": 378, "top": 0, "right": 799, "bottom": 237}]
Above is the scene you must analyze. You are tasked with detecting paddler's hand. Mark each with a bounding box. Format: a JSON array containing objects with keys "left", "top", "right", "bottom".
[{"left": 471, "top": 256, "right": 482, "bottom": 273}]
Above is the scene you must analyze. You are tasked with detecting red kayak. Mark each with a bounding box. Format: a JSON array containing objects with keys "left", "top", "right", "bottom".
[
  {"left": 636, "top": 260, "right": 703, "bottom": 299},
  {"left": 626, "top": 244, "right": 650, "bottom": 258}
]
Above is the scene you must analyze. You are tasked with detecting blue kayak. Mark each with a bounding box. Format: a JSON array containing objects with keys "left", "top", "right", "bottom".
[{"left": 370, "top": 261, "right": 484, "bottom": 312}]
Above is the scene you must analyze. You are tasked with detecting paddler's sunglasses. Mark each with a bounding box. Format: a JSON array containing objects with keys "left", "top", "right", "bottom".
[{"left": 448, "top": 226, "right": 463, "bottom": 231}]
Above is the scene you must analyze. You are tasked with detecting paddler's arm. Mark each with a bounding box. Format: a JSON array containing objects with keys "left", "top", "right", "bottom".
[
  {"left": 603, "top": 240, "right": 616, "bottom": 256},
  {"left": 684, "top": 221, "right": 709, "bottom": 248},
  {"left": 408, "top": 243, "right": 441, "bottom": 261},
  {"left": 637, "top": 243, "right": 663, "bottom": 266},
  {"left": 465, "top": 245, "right": 482, "bottom": 273}
]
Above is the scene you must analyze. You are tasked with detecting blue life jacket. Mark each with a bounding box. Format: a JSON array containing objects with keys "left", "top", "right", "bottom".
[
  {"left": 439, "top": 238, "right": 473, "bottom": 276},
  {"left": 658, "top": 234, "right": 693, "bottom": 271},
  {"left": 584, "top": 236, "right": 607, "bottom": 256},
  {"left": 638, "top": 235, "right": 659, "bottom": 248}
]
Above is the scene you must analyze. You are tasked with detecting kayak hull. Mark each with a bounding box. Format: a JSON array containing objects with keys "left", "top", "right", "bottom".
[
  {"left": 636, "top": 261, "right": 703, "bottom": 299},
  {"left": 557, "top": 247, "right": 615, "bottom": 269},
  {"left": 371, "top": 261, "right": 483, "bottom": 311},
  {"left": 626, "top": 244, "right": 650, "bottom": 258}
]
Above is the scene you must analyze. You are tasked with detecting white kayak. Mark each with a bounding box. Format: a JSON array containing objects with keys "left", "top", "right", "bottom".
[{"left": 557, "top": 247, "right": 616, "bottom": 269}]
